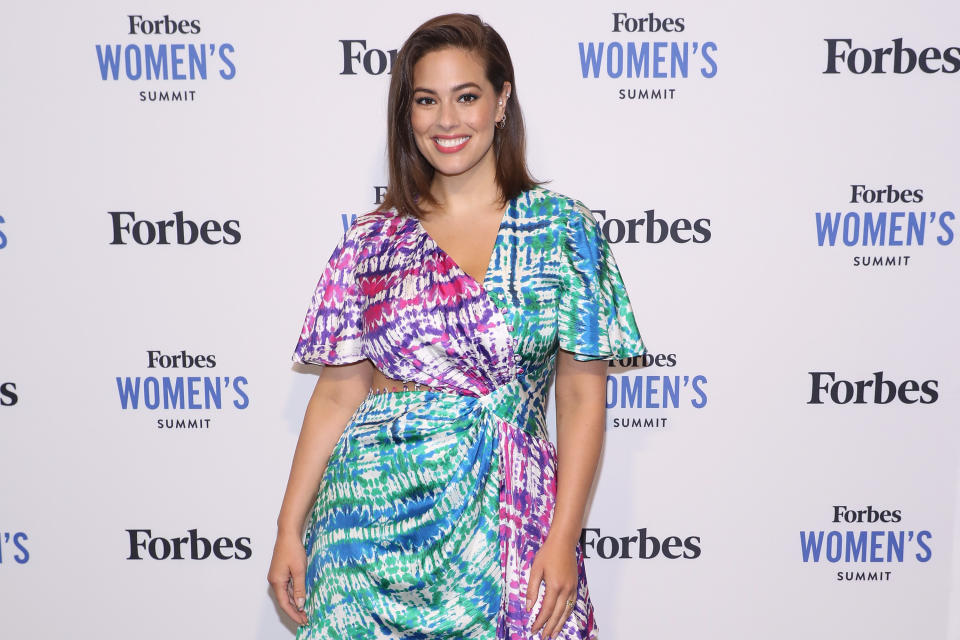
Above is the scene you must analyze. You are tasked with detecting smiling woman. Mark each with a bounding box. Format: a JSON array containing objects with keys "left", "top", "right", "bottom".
[
  {"left": 268, "top": 12, "right": 646, "bottom": 640},
  {"left": 409, "top": 48, "right": 504, "bottom": 178},
  {"left": 381, "top": 15, "right": 535, "bottom": 222}
]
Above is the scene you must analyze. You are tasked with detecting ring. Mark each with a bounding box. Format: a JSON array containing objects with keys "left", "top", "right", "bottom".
[{"left": 565, "top": 598, "right": 575, "bottom": 609}]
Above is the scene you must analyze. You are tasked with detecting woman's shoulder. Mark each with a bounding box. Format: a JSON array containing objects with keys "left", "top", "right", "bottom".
[
  {"left": 518, "top": 186, "right": 598, "bottom": 229},
  {"left": 341, "top": 206, "right": 410, "bottom": 247}
]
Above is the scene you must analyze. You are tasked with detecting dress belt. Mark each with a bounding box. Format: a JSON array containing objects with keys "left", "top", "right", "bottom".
[{"left": 368, "top": 374, "right": 453, "bottom": 395}]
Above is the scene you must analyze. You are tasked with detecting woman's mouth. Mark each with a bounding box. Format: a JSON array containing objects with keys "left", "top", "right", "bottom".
[{"left": 433, "top": 136, "right": 470, "bottom": 153}]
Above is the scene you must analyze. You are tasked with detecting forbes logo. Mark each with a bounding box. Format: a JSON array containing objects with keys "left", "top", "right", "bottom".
[
  {"left": 127, "top": 14, "right": 201, "bottom": 35},
  {"left": 580, "top": 527, "right": 701, "bottom": 559},
  {"left": 0, "top": 382, "right": 17, "bottom": 406},
  {"left": 800, "top": 505, "right": 932, "bottom": 584},
  {"left": 126, "top": 528, "right": 251, "bottom": 560},
  {"left": 825, "top": 38, "right": 960, "bottom": 74},
  {"left": 109, "top": 211, "right": 240, "bottom": 245},
  {"left": 807, "top": 371, "right": 938, "bottom": 405},
  {"left": 595, "top": 209, "right": 710, "bottom": 244}
]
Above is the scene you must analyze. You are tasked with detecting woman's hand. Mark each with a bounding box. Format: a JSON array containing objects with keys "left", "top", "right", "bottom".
[
  {"left": 526, "top": 534, "right": 579, "bottom": 639},
  {"left": 267, "top": 530, "right": 309, "bottom": 627}
]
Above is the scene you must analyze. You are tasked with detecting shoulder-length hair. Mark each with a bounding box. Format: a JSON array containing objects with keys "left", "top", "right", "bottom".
[{"left": 380, "top": 13, "right": 540, "bottom": 218}]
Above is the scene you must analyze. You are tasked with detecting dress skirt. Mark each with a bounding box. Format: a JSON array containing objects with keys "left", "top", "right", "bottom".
[{"left": 296, "top": 382, "right": 599, "bottom": 639}]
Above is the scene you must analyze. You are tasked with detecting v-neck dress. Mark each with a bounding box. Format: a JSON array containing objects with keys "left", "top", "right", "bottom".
[{"left": 292, "top": 186, "right": 645, "bottom": 639}]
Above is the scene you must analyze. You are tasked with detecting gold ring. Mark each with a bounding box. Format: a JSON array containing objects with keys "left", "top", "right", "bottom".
[{"left": 565, "top": 598, "right": 575, "bottom": 609}]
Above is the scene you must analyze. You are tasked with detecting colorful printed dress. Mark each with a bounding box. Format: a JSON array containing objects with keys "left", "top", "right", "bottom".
[{"left": 292, "top": 186, "right": 645, "bottom": 639}]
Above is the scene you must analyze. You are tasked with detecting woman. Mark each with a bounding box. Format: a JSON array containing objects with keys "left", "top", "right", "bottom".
[{"left": 268, "top": 13, "right": 645, "bottom": 640}]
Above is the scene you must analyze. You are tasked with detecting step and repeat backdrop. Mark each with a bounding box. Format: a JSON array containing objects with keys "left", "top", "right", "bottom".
[{"left": 1, "top": 1, "right": 958, "bottom": 638}]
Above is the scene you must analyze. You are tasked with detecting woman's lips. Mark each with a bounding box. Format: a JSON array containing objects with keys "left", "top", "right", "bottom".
[{"left": 433, "top": 135, "right": 470, "bottom": 153}]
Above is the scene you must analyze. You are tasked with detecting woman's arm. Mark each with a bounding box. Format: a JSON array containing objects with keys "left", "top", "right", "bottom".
[
  {"left": 276, "top": 359, "right": 373, "bottom": 535},
  {"left": 268, "top": 359, "right": 373, "bottom": 626},
  {"left": 549, "top": 349, "right": 607, "bottom": 547},
  {"left": 528, "top": 348, "right": 607, "bottom": 639}
]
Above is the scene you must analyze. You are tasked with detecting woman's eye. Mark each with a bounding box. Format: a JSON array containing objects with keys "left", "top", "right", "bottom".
[{"left": 413, "top": 94, "right": 477, "bottom": 105}]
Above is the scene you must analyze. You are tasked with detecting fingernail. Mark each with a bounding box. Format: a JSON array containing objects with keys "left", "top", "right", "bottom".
[{"left": 296, "top": 597, "right": 305, "bottom": 610}]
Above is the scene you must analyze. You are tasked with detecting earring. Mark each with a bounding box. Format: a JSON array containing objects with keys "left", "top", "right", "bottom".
[{"left": 497, "top": 94, "right": 509, "bottom": 129}]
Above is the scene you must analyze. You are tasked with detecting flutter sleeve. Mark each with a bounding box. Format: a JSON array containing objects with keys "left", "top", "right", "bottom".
[
  {"left": 292, "top": 223, "right": 366, "bottom": 366},
  {"left": 557, "top": 201, "right": 646, "bottom": 361}
]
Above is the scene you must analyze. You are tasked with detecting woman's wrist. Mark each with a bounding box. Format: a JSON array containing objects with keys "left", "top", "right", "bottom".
[
  {"left": 277, "top": 516, "right": 304, "bottom": 539},
  {"left": 545, "top": 520, "right": 582, "bottom": 550}
]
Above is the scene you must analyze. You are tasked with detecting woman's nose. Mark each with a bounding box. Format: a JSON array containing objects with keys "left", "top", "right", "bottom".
[{"left": 437, "top": 99, "right": 459, "bottom": 128}]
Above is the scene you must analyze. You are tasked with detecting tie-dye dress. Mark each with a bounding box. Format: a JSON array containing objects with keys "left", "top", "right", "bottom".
[{"left": 292, "top": 186, "right": 645, "bottom": 639}]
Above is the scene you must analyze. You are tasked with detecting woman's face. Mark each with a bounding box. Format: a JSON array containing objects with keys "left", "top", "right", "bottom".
[{"left": 410, "top": 47, "right": 510, "bottom": 181}]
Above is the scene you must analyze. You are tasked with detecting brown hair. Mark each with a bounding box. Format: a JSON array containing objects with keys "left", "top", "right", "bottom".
[{"left": 380, "top": 13, "right": 541, "bottom": 218}]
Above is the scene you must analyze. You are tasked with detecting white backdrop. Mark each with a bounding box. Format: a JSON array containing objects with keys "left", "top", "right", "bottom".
[{"left": 1, "top": 1, "right": 958, "bottom": 638}]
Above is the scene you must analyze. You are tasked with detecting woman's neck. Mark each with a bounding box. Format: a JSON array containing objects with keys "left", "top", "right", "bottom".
[{"left": 426, "top": 149, "right": 502, "bottom": 216}]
